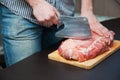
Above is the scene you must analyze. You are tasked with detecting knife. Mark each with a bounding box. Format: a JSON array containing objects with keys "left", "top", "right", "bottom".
[{"left": 55, "top": 16, "right": 92, "bottom": 40}]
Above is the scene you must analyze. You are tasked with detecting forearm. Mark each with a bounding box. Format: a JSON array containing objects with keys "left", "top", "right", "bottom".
[
  {"left": 81, "top": 0, "right": 93, "bottom": 13},
  {"left": 26, "top": 0, "right": 45, "bottom": 7}
]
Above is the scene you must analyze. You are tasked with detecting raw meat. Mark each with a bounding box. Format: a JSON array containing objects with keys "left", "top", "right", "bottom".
[{"left": 58, "top": 30, "right": 115, "bottom": 62}]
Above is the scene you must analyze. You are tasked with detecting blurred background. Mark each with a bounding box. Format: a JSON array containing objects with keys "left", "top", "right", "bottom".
[
  {"left": 75, "top": 0, "right": 120, "bottom": 17},
  {"left": 75, "top": 0, "right": 120, "bottom": 21}
]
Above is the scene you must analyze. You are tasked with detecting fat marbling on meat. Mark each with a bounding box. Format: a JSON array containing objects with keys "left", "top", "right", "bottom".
[{"left": 58, "top": 30, "right": 115, "bottom": 62}]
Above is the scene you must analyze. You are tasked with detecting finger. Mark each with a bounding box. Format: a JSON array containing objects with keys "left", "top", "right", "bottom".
[
  {"left": 50, "top": 9, "right": 60, "bottom": 25},
  {"left": 44, "top": 21, "right": 53, "bottom": 27},
  {"left": 37, "top": 16, "right": 53, "bottom": 27},
  {"left": 54, "top": 8, "right": 60, "bottom": 17},
  {"left": 90, "top": 24, "right": 104, "bottom": 36},
  {"left": 45, "top": 12, "right": 59, "bottom": 26},
  {"left": 47, "top": 21, "right": 53, "bottom": 27},
  {"left": 36, "top": 16, "right": 46, "bottom": 24},
  {"left": 52, "top": 15, "right": 59, "bottom": 25}
]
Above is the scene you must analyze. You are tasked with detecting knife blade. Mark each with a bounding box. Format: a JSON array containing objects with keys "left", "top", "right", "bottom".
[{"left": 55, "top": 16, "right": 92, "bottom": 40}]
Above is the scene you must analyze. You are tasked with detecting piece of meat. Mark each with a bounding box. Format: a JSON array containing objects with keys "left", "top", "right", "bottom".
[{"left": 58, "top": 30, "right": 115, "bottom": 62}]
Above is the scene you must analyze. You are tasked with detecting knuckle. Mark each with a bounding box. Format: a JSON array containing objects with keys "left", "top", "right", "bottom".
[
  {"left": 38, "top": 18, "right": 45, "bottom": 22},
  {"left": 45, "top": 16, "right": 51, "bottom": 21},
  {"left": 49, "top": 12, "right": 55, "bottom": 18}
]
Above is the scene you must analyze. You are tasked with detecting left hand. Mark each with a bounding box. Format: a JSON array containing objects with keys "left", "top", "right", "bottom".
[
  {"left": 81, "top": 12, "right": 115, "bottom": 45},
  {"left": 81, "top": 12, "right": 109, "bottom": 36}
]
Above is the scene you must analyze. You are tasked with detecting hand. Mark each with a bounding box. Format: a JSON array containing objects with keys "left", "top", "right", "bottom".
[
  {"left": 26, "top": 0, "right": 60, "bottom": 27},
  {"left": 80, "top": 0, "right": 111, "bottom": 36},
  {"left": 80, "top": 0, "right": 114, "bottom": 45},
  {"left": 81, "top": 12, "right": 108, "bottom": 35},
  {"left": 81, "top": 12, "right": 115, "bottom": 45}
]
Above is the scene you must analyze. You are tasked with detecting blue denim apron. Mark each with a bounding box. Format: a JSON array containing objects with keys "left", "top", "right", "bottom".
[{"left": 0, "top": 0, "right": 75, "bottom": 66}]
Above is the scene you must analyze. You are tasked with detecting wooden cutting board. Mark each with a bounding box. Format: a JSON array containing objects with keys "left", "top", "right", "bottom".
[{"left": 48, "top": 40, "right": 120, "bottom": 70}]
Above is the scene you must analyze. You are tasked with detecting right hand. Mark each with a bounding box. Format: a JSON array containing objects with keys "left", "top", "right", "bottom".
[{"left": 27, "top": 0, "right": 60, "bottom": 27}]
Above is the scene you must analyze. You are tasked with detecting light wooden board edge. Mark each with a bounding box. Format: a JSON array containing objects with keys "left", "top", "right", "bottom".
[{"left": 48, "top": 40, "right": 120, "bottom": 70}]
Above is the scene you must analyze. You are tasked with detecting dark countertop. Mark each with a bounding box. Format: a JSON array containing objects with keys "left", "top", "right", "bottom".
[{"left": 0, "top": 18, "right": 120, "bottom": 80}]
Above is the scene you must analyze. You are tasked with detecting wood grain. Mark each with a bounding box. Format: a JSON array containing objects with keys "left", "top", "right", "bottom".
[{"left": 48, "top": 40, "right": 120, "bottom": 70}]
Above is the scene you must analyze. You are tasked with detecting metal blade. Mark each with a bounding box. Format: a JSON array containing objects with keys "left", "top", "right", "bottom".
[{"left": 55, "top": 16, "right": 92, "bottom": 40}]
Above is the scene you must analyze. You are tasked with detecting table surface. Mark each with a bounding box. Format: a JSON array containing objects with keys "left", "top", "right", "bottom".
[{"left": 0, "top": 18, "right": 120, "bottom": 80}]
